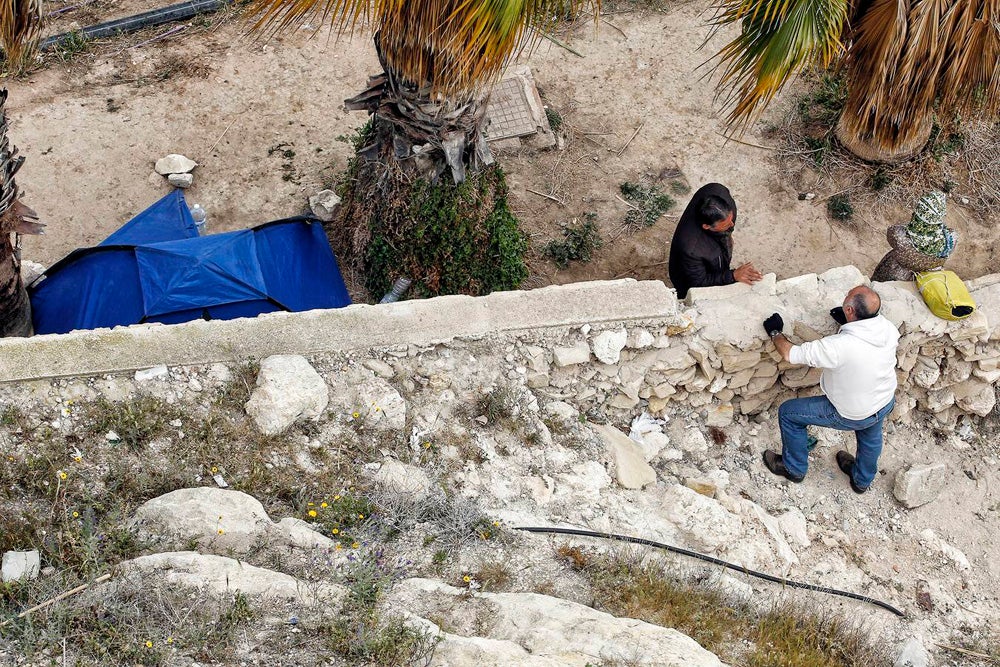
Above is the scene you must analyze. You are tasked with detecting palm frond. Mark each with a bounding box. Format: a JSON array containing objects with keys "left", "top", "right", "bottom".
[
  {"left": 0, "top": 0, "right": 41, "bottom": 68},
  {"left": 936, "top": 0, "right": 1000, "bottom": 116},
  {"left": 709, "top": 0, "right": 849, "bottom": 131},
  {"left": 248, "top": 0, "right": 599, "bottom": 94},
  {"left": 0, "top": 89, "right": 39, "bottom": 236}
]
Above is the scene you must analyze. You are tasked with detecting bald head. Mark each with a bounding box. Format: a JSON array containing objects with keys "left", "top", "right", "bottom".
[{"left": 844, "top": 285, "right": 881, "bottom": 322}]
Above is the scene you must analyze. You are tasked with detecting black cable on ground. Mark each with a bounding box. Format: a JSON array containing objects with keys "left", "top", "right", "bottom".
[
  {"left": 41, "top": 0, "right": 232, "bottom": 51},
  {"left": 515, "top": 525, "right": 906, "bottom": 618}
]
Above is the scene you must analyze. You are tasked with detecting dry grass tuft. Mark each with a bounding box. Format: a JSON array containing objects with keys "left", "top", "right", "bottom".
[{"left": 584, "top": 552, "right": 890, "bottom": 666}]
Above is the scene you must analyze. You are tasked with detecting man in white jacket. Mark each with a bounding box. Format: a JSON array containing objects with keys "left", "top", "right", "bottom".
[{"left": 760, "top": 286, "right": 900, "bottom": 494}]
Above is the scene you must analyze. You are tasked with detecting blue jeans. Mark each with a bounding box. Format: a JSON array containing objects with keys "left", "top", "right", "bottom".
[{"left": 778, "top": 396, "right": 895, "bottom": 488}]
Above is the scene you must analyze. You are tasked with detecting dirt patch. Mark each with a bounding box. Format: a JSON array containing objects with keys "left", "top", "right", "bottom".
[{"left": 8, "top": 1, "right": 998, "bottom": 293}]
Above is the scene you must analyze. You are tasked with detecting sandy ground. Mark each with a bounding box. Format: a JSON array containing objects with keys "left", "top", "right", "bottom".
[{"left": 8, "top": 2, "right": 999, "bottom": 290}]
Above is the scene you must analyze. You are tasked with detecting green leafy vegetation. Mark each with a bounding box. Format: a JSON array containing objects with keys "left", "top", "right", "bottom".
[
  {"left": 827, "top": 194, "right": 855, "bottom": 221},
  {"left": 620, "top": 182, "right": 675, "bottom": 230},
  {"left": 543, "top": 214, "right": 602, "bottom": 269}
]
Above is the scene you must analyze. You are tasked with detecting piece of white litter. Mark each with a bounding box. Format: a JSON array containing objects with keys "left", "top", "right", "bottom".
[
  {"left": 213, "top": 474, "right": 229, "bottom": 488},
  {"left": 105, "top": 431, "right": 120, "bottom": 442}
]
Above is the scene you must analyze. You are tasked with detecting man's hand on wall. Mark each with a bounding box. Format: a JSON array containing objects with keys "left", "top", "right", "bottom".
[{"left": 734, "top": 262, "right": 763, "bottom": 285}]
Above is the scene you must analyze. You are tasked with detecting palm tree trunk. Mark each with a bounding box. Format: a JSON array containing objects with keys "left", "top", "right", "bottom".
[
  {"left": 0, "top": 236, "right": 31, "bottom": 337},
  {"left": 835, "top": 102, "right": 935, "bottom": 163},
  {"left": 344, "top": 32, "right": 494, "bottom": 184}
]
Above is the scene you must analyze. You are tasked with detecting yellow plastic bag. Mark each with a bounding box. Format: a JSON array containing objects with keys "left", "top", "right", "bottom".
[{"left": 915, "top": 270, "right": 976, "bottom": 320}]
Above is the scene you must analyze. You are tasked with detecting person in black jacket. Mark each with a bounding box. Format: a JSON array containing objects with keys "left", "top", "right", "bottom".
[{"left": 668, "top": 183, "right": 762, "bottom": 299}]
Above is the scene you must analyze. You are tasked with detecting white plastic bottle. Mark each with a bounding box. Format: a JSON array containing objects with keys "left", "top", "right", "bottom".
[{"left": 191, "top": 204, "right": 207, "bottom": 235}]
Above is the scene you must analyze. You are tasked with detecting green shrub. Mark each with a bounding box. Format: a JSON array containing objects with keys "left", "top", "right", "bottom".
[
  {"left": 543, "top": 214, "right": 602, "bottom": 269},
  {"left": 620, "top": 182, "right": 675, "bottom": 230},
  {"left": 827, "top": 194, "right": 855, "bottom": 221},
  {"left": 362, "top": 164, "right": 527, "bottom": 300}
]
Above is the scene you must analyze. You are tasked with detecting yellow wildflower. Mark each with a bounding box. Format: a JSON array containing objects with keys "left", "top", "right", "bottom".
[
  {"left": 145, "top": 640, "right": 153, "bottom": 648},
  {"left": 332, "top": 528, "right": 339, "bottom": 535},
  {"left": 352, "top": 412, "right": 360, "bottom": 419},
  {"left": 72, "top": 511, "right": 79, "bottom": 518},
  {"left": 218, "top": 529, "right": 225, "bottom": 535},
  {"left": 308, "top": 510, "right": 317, "bottom": 517},
  {"left": 307, "top": 502, "right": 315, "bottom": 506},
  {"left": 211, "top": 466, "right": 218, "bottom": 474},
  {"left": 334, "top": 495, "right": 341, "bottom": 501},
  {"left": 463, "top": 575, "right": 471, "bottom": 583},
  {"left": 320, "top": 502, "right": 328, "bottom": 508},
  {"left": 58, "top": 471, "right": 67, "bottom": 480},
  {"left": 335, "top": 543, "right": 343, "bottom": 550},
  {"left": 351, "top": 542, "right": 360, "bottom": 549},
  {"left": 358, "top": 514, "right": 365, "bottom": 520},
  {"left": 166, "top": 637, "right": 173, "bottom": 644}
]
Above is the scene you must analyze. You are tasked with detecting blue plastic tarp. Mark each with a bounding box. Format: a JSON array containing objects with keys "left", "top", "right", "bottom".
[
  {"left": 101, "top": 189, "right": 199, "bottom": 246},
  {"left": 29, "top": 191, "right": 351, "bottom": 335}
]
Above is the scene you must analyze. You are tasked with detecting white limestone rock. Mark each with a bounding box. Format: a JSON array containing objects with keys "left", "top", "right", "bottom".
[
  {"left": 591, "top": 423, "right": 656, "bottom": 489},
  {"left": 776, "top": 508, "right": 810, "bottom": 548},
  {"left": 246, "top": 355, "right": 329, "bottom": 436},
  {"left": 135, "top": 365, "right": 169, "bottom": 382},
  {"left": 2, "top": 550, "right": 40, "bottom": 582},
  {"left": 553, "top": 342, "right": 590, "bottom": 367},
  {"left": 167, "top": 172, "right": 193, "bottom": 188},
  {"left": 133, "top": 487, "right": 271, "bottom": 554},
  {"left": 591, "top": 329, "right": 628, "bottom": 364},
  {"left": 893, "top": 463, "right": 948, "bottom": 509},
  {"left": 270, "top": 517, "right": 338, "bottom": 551},
  {"left": 660, "top": 485, "right": 743, "bottom": 553},
  {"left": 385, "top": 578, "right": 728, "bottom": 667},
  {"left": 919, "top": 529, "right": 971, "bottom": 571},
  {"left": 308, "top": 189, "right": 342, "bottom": 222},
  {"left": 154, "top": 153, "right": 197, "bottom": 175},
  {"left": 952, "top": 379, "right": 996, "bottom": 417},
  {"left": 121, "top": 552, "right": 344, "bottom": 606},
  {"left": 373, "top": 458, "right": 433, "bottom": 495},
  {"left": 894, "top": 636, "right": 930, "bottom": 667}
]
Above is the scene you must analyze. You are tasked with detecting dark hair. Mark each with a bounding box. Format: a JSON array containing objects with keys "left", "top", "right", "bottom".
[
  {"left": 848, "top": 290, "right": 880, "bottom": 320},
  {"left": 699, "top": 195, "right": 733, "bottom": 226}
]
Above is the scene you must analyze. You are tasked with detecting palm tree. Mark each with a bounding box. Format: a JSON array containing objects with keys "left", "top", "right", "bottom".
[
  {"left": 248, "top": 0, "right": 598, "bottom": 299},
  {"left": 709, "top": 0, "right": 1000, "bottom": 162},
  {"left": 0, "top": 89, "right": 43, "bottom": 337},
  {"left": 0, "top": 0, "right": 43, "bottom": 337}
]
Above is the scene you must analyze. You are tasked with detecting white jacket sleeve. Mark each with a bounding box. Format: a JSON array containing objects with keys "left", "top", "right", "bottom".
[{"left": 788, "top": 336, "right": 843, "bottom": 369}]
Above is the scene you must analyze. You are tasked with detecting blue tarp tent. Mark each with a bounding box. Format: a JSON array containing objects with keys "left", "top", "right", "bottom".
[{"left": 29, "top": 190, "right": 351, "bottom": 335}]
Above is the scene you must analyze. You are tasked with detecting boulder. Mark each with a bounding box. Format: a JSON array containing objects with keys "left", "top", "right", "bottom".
[
  {"left": 591, "top": 329, "right": 628, "bottom": 364},
  {"left": 776, "top": 508, "right": 810, "bottom": 548},
  {"left": 121, "top": 552, "right": 344, "bottom": 606},
  {"left": 660, "top": 485, "right": 743, "bottom": 553},
  {"left": 591, "top": 423, "right": 656, "bottom": 489},
  {"left": 893, "top": 463, "right": 948, "bottom": 509},
  {"left": 167, "top": 172, "right": 193, "bottom": 188},
  {"left": 308, "top": 189, "right": 342, "bottom": 222},
  {"left": 2, "top": 550, "right": 40, "bottom": 582},
  {"left": 385, "top": 578, "right": 727, "bottom": 667},
  {"left": 246, "top": 355, "right": 329, "bottom": 436},
  {"left": 952, "top": 380, "right": 996, "bottom": 417},
  {"left": 154, "top": 153, "right": 197, "bottom": 175},
  {"left": 133, "top": 487, "right": 271, "bottom": 553}
]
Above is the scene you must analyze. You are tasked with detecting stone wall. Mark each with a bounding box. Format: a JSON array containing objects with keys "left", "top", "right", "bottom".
[{"left": 1, "top": 266, "right": 997, "bottom": 425}]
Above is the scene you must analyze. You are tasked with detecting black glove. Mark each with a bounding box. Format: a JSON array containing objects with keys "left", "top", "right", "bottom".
[
  {"left": 830, "top": 306, "right": 847, "bottom": 325},
  {"left": 763, "top": 313, "right": 784, "bottom": 337}
]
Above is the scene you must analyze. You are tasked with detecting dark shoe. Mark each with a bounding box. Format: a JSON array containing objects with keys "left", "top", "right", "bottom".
[
  {"left": 763, "top": 449, "right": 804, "bottom": 483},
  {"left": 836, "top": 450, "right": 868, "bottom": 494}
]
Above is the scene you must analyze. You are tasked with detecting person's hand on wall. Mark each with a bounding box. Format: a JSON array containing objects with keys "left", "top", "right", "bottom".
[{"left": 734, "top": 262, "right": 763, "bottom": 285}]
